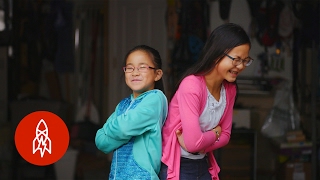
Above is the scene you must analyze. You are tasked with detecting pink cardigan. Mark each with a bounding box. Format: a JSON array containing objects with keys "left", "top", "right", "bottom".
[{"left": 161, "top": 75, "right": 237, "bottom": 180}]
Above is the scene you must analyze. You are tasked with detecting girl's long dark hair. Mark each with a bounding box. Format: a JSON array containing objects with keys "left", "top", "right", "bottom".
[
  {"left": 171, "top": 23, "right": 251, "bottom": 100},
  {"left": 124, "top": 45, "right": 165, "bottom": 94}
]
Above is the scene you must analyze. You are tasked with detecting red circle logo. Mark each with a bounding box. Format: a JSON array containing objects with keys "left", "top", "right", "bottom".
[{"left": 14, "top": 111, "right": 69, "bottom": 166}]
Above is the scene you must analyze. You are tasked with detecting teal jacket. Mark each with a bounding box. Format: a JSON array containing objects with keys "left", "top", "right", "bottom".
[{"left": 95, "top": 89, "right": 168, "bottom": 180}]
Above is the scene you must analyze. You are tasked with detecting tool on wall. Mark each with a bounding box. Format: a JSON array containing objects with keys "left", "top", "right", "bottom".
[
  {"left": 71, "top": 9, "right": 102, "bottom": 142},
  {"left": 75, "top": 10, "right": 100, "bottom": 125}
]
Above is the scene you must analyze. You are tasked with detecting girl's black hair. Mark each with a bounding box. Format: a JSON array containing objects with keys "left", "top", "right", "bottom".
[
  {"left": 124, "top": 45, "right": 165, "bottom": 94},
  {"left": 171, "top": 23, "right": 251, "bottom": 100}
]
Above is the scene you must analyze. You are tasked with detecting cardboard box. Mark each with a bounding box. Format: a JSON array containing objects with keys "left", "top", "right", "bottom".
[
  {"left": 287, "top": 134, "right": 306, "bottom": 143},
  {"left": 286, "top": 130, "right": 304, "bottom": 136},
  {"left": 286, "top": 130, "right": 306, "bottom": 143}
]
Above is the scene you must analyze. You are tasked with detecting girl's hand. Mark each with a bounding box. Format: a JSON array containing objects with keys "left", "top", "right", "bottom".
[
  {"left": 212, "top": 125, "right": 221, "bottom": 141},
  {"left": 176, "top": 129, "right": 187, "bottom": 151},
  {"left": 176, "top": 130, "right": 204, "bottom": 154}
]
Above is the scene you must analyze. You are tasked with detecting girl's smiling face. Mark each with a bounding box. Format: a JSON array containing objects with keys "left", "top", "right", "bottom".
[
  {"left": 124, "top": 50, "right": 163, "bottom": 98},
  {"left": 214, "top": 43, "right": 250, "bottom": 82}
]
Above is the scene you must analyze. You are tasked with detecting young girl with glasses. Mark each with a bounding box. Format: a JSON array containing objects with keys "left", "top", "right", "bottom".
[
  {"left": 95, "top": 45, "right": 168, "bottom": 180},
  {"left": 160, "top": 23, "right": 254, "bottom": 180}
]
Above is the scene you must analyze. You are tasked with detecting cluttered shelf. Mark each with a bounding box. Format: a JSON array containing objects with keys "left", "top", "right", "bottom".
[
  {"left": 271, "top": 136, "right": 312, "bottom": 157},
  {"left": 269, "top": 130, "right": 312, "bottom": 180}
]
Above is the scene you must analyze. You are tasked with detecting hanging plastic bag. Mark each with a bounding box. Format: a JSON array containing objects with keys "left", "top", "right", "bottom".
[{"left": 261, "top": 81, "right": 300, "bottom": 138}]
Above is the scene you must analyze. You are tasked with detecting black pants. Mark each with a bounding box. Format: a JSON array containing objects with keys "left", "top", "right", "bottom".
[{"left": 159, "top": 157, "right": 211, "bottom": 180}]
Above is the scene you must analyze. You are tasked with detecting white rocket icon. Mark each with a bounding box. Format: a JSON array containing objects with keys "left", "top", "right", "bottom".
[{"left": 33, "top": 119, "right": 52, "bottom": 158}]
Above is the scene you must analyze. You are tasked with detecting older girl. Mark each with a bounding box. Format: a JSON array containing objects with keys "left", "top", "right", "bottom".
[{"left": 160, "top": 23, "right": 254, "bottom": 180}]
